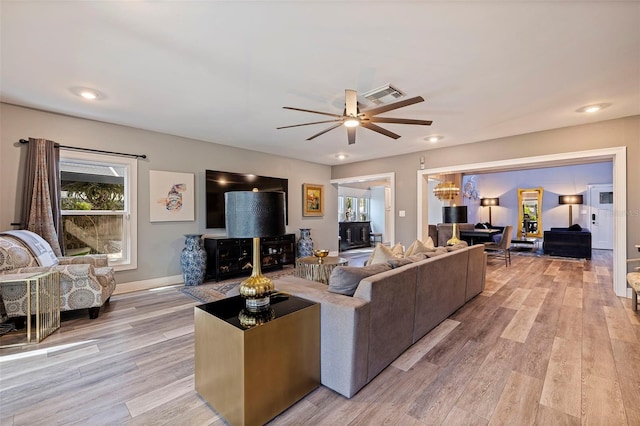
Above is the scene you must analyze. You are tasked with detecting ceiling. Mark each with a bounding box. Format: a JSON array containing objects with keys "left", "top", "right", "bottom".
[{"left": 2, "top": 2, "right": 639, "bottom": 166}]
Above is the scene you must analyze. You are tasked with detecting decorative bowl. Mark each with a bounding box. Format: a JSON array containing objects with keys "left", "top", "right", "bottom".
[{"left": 312, "top": 249, "right": 330, "bottom": 263}]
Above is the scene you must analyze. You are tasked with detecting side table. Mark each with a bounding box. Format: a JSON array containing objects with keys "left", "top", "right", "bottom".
[
  {"left": 194, "top": 295, "right": 320, "bottom": 426},
  {"left": 0, "top": 271, "right": 61, "bottom": 347},
  {"left": 295, "top": 256, "right": 348, "bottom": 284}
]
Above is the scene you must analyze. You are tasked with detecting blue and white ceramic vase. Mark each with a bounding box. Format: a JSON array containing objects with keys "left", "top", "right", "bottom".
[
  {"left": 298, "top": 228, "right": 314, "bottom": 258},
  {"left": 181, "top": 234, "right": 207, "bottom": 286}
]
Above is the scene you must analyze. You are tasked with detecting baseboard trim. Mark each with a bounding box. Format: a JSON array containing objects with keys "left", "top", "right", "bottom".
[{"left": 114, "top": 274, "right": 183, "bottom": 295}]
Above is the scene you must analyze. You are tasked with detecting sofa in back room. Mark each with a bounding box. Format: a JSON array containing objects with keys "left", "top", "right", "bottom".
[
  {"left": 273, "top": 243, "right": 486, "bottom": 398},
  {"left": 543, "top": 226, "right": 592, "bottom": 259}
]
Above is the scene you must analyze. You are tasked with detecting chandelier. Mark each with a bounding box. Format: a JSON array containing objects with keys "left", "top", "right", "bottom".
[{"left": 433, "top": 181, "right": 460, "bottom": 201}]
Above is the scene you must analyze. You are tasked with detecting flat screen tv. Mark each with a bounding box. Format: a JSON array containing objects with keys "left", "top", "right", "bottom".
[{"left": 206, "top": 170, "right": 289, "bottom": 229}]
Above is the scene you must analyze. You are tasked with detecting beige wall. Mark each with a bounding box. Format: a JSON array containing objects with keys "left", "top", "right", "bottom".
[
  {"left": 1, "top": 103, "right": 336, "bottom": 285},
  {"left": 332, "top": 115, "right": 640, "bottom": 262}
]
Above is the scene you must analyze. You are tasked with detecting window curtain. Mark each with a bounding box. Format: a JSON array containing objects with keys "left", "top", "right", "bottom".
[{"left": 20, "top": 138, "right": 63, "bottom": 256}]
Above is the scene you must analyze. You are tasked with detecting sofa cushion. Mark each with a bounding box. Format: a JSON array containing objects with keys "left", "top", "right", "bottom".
[
  {"left": 387, "top": 254, "right": 425, "bottom": 268},
  {"left": 447, "top": 241, "right": 469, "bottom": 251},
  {"left": 425, "top": 247, "right": 448, "bottom": 258},
  {"left": 328, "top": 263, "right": 392, "bottom": 296}
]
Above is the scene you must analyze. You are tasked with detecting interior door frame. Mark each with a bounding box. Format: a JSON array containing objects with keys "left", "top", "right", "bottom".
[
  {"left": 331, "top": 172, "right": 395, "bottom": 246},
  {"left": 417, "top": 146, "right": 627, "bottom": 297}
]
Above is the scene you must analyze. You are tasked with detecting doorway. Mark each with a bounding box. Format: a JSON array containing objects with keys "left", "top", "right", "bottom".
[
  {"left": 417, "top": 147, "right": 627, "bottom": 297},
  {"left": 588, "top": 184, "right": 614, "bottom": 250},
  {"left": 331, "top": 172, "right": 395, "bottom": 248}
]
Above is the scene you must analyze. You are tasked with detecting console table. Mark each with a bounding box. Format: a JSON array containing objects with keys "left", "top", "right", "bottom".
[
  {"left": 204, "top": 234, "right": 295, "bottom": 281},
  {"left": 339, "top": 221, "right": 371, "bottom": 251},
  {"left": 194, "top": 295, "right": 319, "bottom": 425}
]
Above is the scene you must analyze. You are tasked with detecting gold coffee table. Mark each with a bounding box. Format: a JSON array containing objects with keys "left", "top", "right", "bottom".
[{"left": 295, "top": 256, "right": 348, "bottom": 284}]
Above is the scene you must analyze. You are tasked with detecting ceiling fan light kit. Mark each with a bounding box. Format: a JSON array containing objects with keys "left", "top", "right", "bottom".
[{"left": 278, "top": 88, "right": 433, "bottom": 145}]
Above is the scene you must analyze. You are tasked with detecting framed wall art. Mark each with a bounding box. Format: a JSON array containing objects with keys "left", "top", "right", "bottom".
[
  {"left": 302, "top": 183, "right": 324, "bottom": 217},
  {"left": 149, "top": 170, "right": 195, "bottom": 222}
]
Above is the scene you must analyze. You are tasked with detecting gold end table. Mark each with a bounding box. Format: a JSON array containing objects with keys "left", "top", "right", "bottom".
[
  {"left": 195, "top": 295, "right": 320, "bottom": 426},
  {"left": 295, "top": 256, "right": 348, "bottom": 284},
  {"left": 0, "top": 271, "right": 61, "bottom": 347}
]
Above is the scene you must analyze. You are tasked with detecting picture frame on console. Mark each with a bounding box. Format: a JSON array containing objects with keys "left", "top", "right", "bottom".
[{"left": 303, "top": 183, "right": 324, "bottom": 217}]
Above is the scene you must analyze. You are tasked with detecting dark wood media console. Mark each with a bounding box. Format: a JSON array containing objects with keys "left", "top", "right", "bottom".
[
  {"left": 339, "top": 221, "right": 371, "bottom": 251},
  {"left": 204, "top": 234, "right": 296, "bottom": 282}
]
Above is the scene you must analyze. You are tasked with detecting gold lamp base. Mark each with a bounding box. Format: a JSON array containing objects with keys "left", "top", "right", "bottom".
[
  {"left": 239, "top": 238, "right": 274, "bottom": 311},
  {"left": 446, "top": 223, "right": 461, "bottom": 246}
]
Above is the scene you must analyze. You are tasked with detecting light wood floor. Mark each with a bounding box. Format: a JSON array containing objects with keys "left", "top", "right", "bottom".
[{"left": 1, "top": 250, "right": 639, "bottom": 425}]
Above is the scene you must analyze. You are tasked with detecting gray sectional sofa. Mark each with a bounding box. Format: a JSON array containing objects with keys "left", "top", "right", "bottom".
[{"left": 274, "top": 244, "right": 486, "bottom": 398}]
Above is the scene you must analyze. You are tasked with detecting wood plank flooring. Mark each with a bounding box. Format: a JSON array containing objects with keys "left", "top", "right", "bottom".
[{"left": 1, "top": 249, "right": 639, "bottom": 425}]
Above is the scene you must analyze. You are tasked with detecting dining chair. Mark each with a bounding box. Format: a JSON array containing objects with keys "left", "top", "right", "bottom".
[{"left": 484, "top": 225, "right": 513, "bottom": 267}]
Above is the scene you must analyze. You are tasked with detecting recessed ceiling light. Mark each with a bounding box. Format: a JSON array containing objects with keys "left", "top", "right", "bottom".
[
  {"left": 576, "top": 103, "right": 610, "bottom": 113},
  {"left": 425, "top": 135, "right": 443, "bottom": 143},
  {"left": 335, "top": 154, "right": 348, "bottom": 160},
  {"left": 70, "top": 87, "right": 103, "bottom": 100}
]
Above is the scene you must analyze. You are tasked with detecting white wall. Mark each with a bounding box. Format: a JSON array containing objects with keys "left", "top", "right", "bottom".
[
  {"left": 1, "top": 103, "right": 336, "bottom": 286},
  {"left": 461, "top": 162, "right": 613, "bottom": 230}
]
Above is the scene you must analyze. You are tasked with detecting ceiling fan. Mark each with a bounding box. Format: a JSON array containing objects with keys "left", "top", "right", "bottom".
[{"left": 277, "top": 89, "right": 433, "bottom": 145}]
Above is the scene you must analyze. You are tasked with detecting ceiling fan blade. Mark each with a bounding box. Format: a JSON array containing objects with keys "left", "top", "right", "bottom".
[
  {"left": 277, "top": 119, "right": 341, "bottom": 129},
  {"left": 368, "top": 117, "right": 433, "bottom": 126},
  {"left": 345, "top": 89, "right": 358, "bottom": 117},
  {"left": 306, "top": 123, "right": 343, "bottom": 140},
  {"left": 283, "top": 106, "right": 343, "bottom": 118},
  {"left": 361, "top": 122, "right": 401, "bottom": 140},
  {"left": 363, "top": 96, "right": 425, "bottom": 117},
  {"left": 347, "top": 126, "right": 356, "bottom": 145}
]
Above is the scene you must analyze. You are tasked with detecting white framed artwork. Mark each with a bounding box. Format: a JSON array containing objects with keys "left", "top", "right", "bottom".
[{"left": 149, "top": 170, "right": 195, "bottom": 222}]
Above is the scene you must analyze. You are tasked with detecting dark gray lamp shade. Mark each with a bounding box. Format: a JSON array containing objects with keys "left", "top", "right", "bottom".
[
  {"left": 225, "top": 191, "right": 286, "bottom": 238},
  {"left": 558, "top": 195, "right": 583, "bottom": 205},
  {"left": 480, "top": 197, "right": 499, "bottom": 207},
  {"left": 442, "top": 206, "right": 468, "bottom": 224}
]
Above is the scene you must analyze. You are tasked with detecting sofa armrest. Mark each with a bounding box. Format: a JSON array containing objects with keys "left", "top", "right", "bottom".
[
  {"left": 58, "top": 254, "right": 109, "bottom": 267},
  {"left": 274, "top": 275, "right": 371, "bottom": 398}
]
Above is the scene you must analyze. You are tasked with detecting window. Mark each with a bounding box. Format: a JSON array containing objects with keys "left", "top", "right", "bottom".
[
  {"left": 338, "top": 196, "right": 370, "bottom": 222},
  {"left": 60, "top": 151, "right": 137, "bottom": 270}
]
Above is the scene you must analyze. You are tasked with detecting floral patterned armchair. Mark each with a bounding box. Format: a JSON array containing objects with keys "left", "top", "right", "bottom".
[{"left": 0, "top": 231, "right": 116, "bottom": 319}]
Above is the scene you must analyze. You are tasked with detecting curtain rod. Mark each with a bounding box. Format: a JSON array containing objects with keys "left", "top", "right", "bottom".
[{"left": 19, "top": 139, "right": 147, "bottom": 159}]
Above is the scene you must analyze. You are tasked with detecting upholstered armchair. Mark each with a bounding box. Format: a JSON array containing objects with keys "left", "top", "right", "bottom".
[{"left": 0, "top": 231, "right": 116, "bottom": 319}]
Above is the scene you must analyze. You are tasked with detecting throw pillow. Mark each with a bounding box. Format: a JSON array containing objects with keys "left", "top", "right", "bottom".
[
  {"left": 405, "top": 237, "right": 435, "bottom": 257},
  {"left": 367, "top": 243, "right": 402, "bottom": 265},
  {"left": 391, "top": 242, "right": 404, "bottom": 257},
  {"left": 328, "top": 263, "right": 392, "bottom": 296},
  {"left": 568, "top": 223, "right": 582, "bottom": 231},
  {"left": 408, "top": 239, "right": 436, "bottom": 256}
]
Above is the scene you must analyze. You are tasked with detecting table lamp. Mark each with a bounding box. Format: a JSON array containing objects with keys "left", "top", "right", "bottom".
[
  {"left": 443, "top": 205, "right": 468, "bottom": 246},
  {"left": 480, "top": 197, "right": 499, "bottom": 225},
  {"left": 558, "top": 195, "right": 583, "bottom": 226},
  {"left": 225, "top": 190, "right": 286, "bottom": 311}
]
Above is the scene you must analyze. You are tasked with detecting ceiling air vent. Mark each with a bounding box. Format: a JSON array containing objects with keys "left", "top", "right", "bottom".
[{"left": 362, "top": 84, "right": 405, "bottom": 105}]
